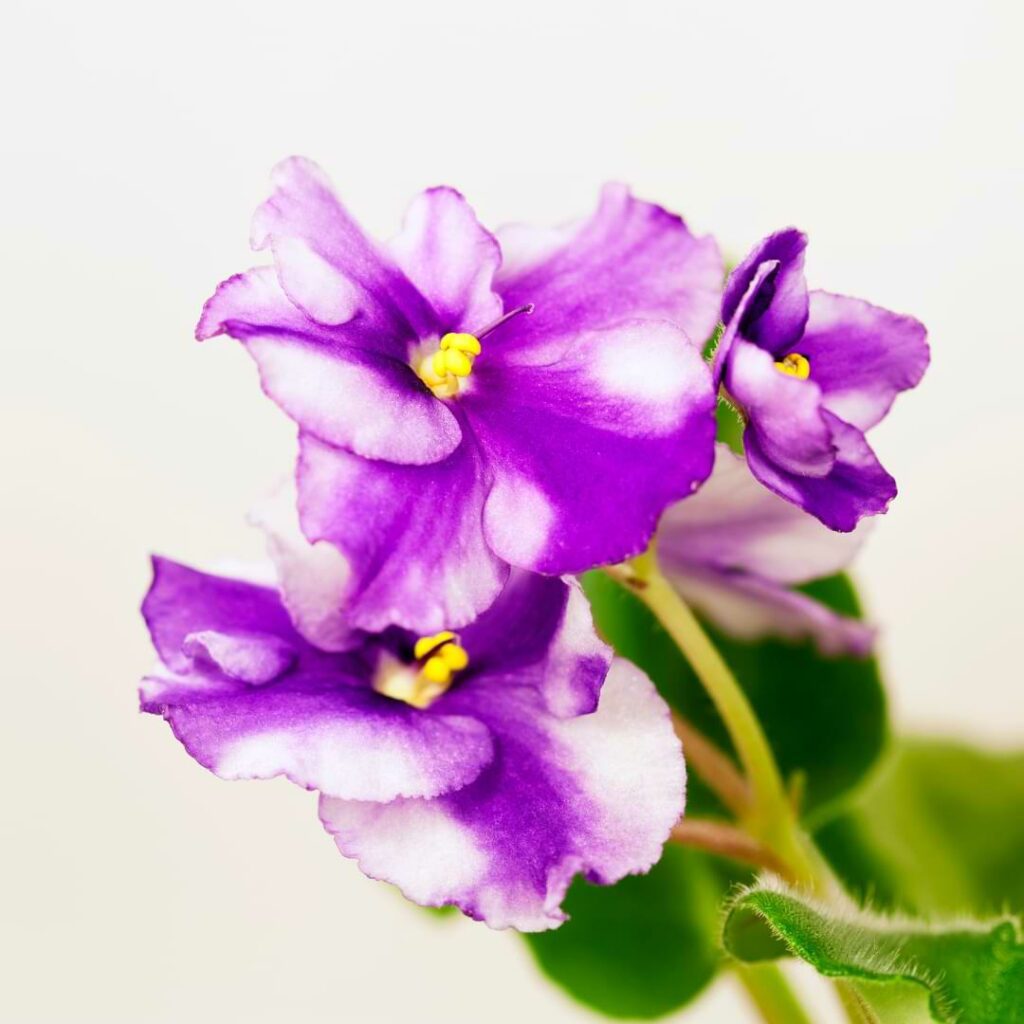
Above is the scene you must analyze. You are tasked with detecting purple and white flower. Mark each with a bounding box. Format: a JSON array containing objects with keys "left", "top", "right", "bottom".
[
  {"left": 140, "top": 557, "right": 684, "bottom": 931},
  {"left": 198, "top": 158, "right": 722, "bottom": 632},
  {"left": 658, "top": 445, "right": 874, "bottom": 655},
  {"left": 713, "top": 229, "right": 929, "bottom": 532}
]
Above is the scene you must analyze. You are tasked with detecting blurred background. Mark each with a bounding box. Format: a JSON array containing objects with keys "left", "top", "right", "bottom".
[{"left": 2, "top": 0, "right": 1021, "bottom": 1020}]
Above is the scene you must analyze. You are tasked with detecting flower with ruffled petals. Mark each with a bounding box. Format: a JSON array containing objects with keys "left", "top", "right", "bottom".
[
  {"left": 713, "top": 230, "right": 929, "bottom": 531},
  {"left": 139, "top": 557, "right": 684, "bottom": 931},
  {"left": 198, "top": 158, "right": 722, "bottom": 631},
  {"left": 658, "top": 445, "right": 874, "bottom": 655}
]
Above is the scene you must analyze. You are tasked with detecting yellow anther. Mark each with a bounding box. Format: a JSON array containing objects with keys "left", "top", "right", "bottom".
[
  {"left": 410, "top": 631, "right": 470, "bottom": 699},
  {"left": 417, "top": 334, "right": 482, "bottom": 397},
  {"left": 439, "top": 643, "right": 469, "bottom": 671},
  {"left": 775, "top": 352, "right": 811, "bottom": 379},
  {"left": 374, "top": 637, "right": 469, "bottom": 710},
  {"left": 413, "top": 631, "right": 455, "bottom": 660},
  {"left": 431, "top": 350, "right": 450, "bottom": 377},
  {"left": 442, "top": 348, "right": 474, "bottom": 377},
  {"left": 440, "top": 332, "right": 482, "bottom": 355},
  {"left": 421, "top": 656, "right": 453, "bottom": 685}
]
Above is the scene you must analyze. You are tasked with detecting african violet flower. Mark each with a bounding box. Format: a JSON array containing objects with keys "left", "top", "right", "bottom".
[
  {"left": 198, "top": 158, "right": 722, "bottom": 632},
  {"left": 139, "top": 556, "right": 684, "bottom": 931},
  {"left": 658, "top": 445, "right": 873, "bottom": 655},
  {"left": 713, "top": 229, "right": 929, "bottom": 531}
]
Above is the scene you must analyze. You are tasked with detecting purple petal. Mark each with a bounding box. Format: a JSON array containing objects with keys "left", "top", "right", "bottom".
[
  {"left": 140, "top": 559, "right": 494, "bottom": 800},
  {"left": 721, "top": 228, "right": 808, "bottom": 355},
  {"left": 798, "top": 290, "right": 930, "bottom": 431},
  {"left": 388, "top": 186, "right": 503, "bottom": 333},
  {"left": 142, "top": 556, "right": 300, "bottom": 673},
  {"left": 197, "top": 266, "right": 461, "bottom": 464},
  {"left": 249, "top": 482, "right": 361, "bottom": 652},
  {"left": 465, "top": 320, "right": 716, "bottom": 573},
  {"left": 297, "top": 432, "right": 508, "bottom": 633},
  {"left": 658, "top": 446, "right": 872, "bottom": 654},
  {"left": 659, "top": 445, "right": 867, "bottom": 586},
  {"left": 726, "top": 339, "right": 835, "bottom": 478},
  {"left": 319, "top": 659, "right": 683, "bottom": 931},
  {"left": 143, "top": 672, "right": 495, "bottom": 801},
  {"left": 459, "top": 571, "right": 612, "bottom": 718},
  {"left": 669, "top": 566, "right": 875, "bottom": 656},
  {"left": 494, "top": 184, "right": 723, "bottom": 360},
  {"left": 712, "top": 259, "right": 775, "bottom": 384},
  {"left": 250, "top": 157, "right": 437, "bottom": 340},
  {"left": 181, "top": 629, "right": 296, "bottom": 685},
  {"left": 745, "top": 412, "right": 897, "bottom": 532}
]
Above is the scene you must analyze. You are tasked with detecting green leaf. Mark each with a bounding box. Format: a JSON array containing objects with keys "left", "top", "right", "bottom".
[
  {"left": 523, "top": 846, "right": 736, "bottom": 1019},
  {"left": 816, "top": 740, "right": 1024, "bottom": 917},
  {"left": 715, "top": 393, "right": 745, "bottom": 453},
  {"left": 723, "top": 881, "right": 1024, "bottom": 1023},
  {"left": 582, "top": 571, "right": 887, "bottom": 821}
]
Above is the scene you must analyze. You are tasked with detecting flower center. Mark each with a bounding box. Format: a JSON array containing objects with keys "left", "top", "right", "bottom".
[
  {"left": 418, "top": 333, "right": 481, "bottom": 398},
  {"left": 415, "top": 303, "right": 535, "bottom": 399},
  {"left": 774, "top": 352, "right": 810, "bottom": 379},
  {"left": 372, "top": 631, "right": 470, "bottom": 709}
]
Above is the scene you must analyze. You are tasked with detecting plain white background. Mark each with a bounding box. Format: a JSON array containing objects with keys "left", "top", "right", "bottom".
[{"left": 2, "top": 1, "right": 1021, "bottom": 1020}]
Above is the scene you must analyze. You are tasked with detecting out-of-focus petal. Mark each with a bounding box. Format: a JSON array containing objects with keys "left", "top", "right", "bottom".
[
  {"left": 798, "top": 291, "right": 930, "bottom": 431},
  {"left": 495, "top": 184, "right": 722, "bottom": 361},
  {"left": 466, "top": 319, "right": 716, "bottom": 573},
  {"left": 388, "top": 186, "right": 502, "bottom": 333},
  {"left": 319, "top": 659, "right": 683, "bottom": 931},
  {"left": 659, "top": 445, "right": 866, "bottom": 586},
  {"left": 669, "top": 565, "right": 875, "bottom": 656},
  {"left": 249, "top": 482, "right": 360, "bottom": 652},
  {"left": 297, "top": 432, "right": 507, "bottom": 633}
]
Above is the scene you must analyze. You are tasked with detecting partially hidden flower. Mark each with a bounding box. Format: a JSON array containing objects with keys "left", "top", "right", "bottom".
[
  {"left": 658, "top": 445, "right": 874, "bottom": 656},
  {"left": 139, "top": 556, "right": 684, "bottom": 931},
  {"left": 198, "top": 158, "right": 723, "bottom": 632},
  {"left": 713, "top": 229, "right": 929, "bottom": 532}
]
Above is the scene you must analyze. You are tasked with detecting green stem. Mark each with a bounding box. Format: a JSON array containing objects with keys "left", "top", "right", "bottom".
[
  {"left": 609, "top": 555, "right": 864, "bottom": 1022},
  {"left": 644, "top": 572, "right": 784, "bottom": 812},
  {"left": 835, "top": 980, "right": 875, "bottom": 1023},
  {"left": 736, "top": 964, "right": 814, "bottom": 1024},
  {"left": 609, "top": 560, "right": 822, "bottom": 890}
]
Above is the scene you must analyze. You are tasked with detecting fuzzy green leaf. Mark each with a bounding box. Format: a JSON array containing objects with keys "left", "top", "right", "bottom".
[{"left": 723, "top": 881, "right": 1024, "bottom": 1023}]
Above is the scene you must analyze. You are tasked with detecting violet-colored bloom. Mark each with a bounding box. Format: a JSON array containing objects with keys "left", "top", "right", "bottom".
[
  {"left": 658, "top": 445, "right": 874, "bottom": 656},
  {"left": 198, "top": 158, "right": 722, "bottom": 632},
  {"left": 140, "top": 557, "right": 684, "bottom": 931},
  {"left": 713, "top": 230, "right": 929, "bottom": 532}
]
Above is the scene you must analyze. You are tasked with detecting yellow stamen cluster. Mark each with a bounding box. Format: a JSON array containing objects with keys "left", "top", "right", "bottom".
[
  {"left": 775, "top": 352, "right": 811, "bottom": 379},
  {"left": 418, "top": 333, "right": 481, "bottom": 398},
  {"left": 413, "top": 631, "right": 470, "bottom": 685},
  {"left": 374, "top": 632, "right": 471, "bottom": 709}
]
